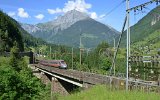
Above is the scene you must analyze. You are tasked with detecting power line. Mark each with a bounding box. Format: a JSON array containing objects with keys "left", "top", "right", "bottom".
[
  {"left": 127, "top": 0, "right": 160, "bottom": 12},
  {"left": 129, "top": 6, "right": 160, "bottom": 33},
  {"left": 104, "top": 0, "right": 125, "bottom": 17}
]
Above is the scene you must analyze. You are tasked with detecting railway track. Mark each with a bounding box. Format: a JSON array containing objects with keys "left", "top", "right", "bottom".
[{"left": 30, "top": 64, "right": 160, "bottom": 93}]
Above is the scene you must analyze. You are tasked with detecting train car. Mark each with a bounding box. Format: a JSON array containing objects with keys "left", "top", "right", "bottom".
[{"left": 39, "top": 60, "right": 67, "bottom": 69}]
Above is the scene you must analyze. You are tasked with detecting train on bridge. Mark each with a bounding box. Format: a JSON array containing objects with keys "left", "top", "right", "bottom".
[{"left": 39, "top": 60, "right": 67, "bottom": 69}]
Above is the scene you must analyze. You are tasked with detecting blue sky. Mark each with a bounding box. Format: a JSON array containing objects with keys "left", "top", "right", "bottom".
[{"left": 0, "top": 0, "right": 158, "bottom": 31}]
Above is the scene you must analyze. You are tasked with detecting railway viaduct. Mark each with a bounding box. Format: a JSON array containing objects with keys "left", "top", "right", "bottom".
[
  {"left": 29, "top": 64, "right": 160, "bottom": 95},
  {"left": 1, "top": 52, "right": 160, "bottom": 95},
  {"left": 29, "top": 64, "right": 125, "bottom": 95}
]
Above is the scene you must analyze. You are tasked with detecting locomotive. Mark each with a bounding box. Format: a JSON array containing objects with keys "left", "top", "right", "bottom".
[{"left": 39, "top": 60, "right": 67, "bottom": 69}]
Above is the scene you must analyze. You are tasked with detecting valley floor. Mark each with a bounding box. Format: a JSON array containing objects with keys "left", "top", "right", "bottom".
[{"left": 59, "top": 85, "right": 160, "bottom": 100}]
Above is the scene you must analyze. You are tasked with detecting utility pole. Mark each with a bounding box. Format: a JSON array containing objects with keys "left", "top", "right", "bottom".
[
  {"left": 55, "top": 51, "right": 56, "bottom": 60},
  {"left": 80, "top": 35, "right": 82, "bottom": 66},
  {"left": 50, "top": 46, "right": 52, "bottom": 59},
  {"left": 111, "top": 15, "right": 127, "bottom": 77},
  {"left": 126, "top": 0, "right": 130, "bottom": 91},
  {"left": 124, "top": 0, "right": 160, "bottom": 90},
  {"left": 72, "top": 47, "right": 73, "bottom": 69},
  {"left": 113, "top": 38, "right": 116, "bottom": 75},
  {"left": 79, "top": 28, "right": 82, "bottom": 66},
  {"left": 86, "top": 48, "right": 89, "bottom": 57},
  {"left": 114, "top": 38, "right": 116, "bottom": 50}
]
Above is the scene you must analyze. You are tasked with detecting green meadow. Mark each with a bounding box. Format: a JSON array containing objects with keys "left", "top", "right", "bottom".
[{"left": 59, "top": 85, "right": 160, "bottom": 100}]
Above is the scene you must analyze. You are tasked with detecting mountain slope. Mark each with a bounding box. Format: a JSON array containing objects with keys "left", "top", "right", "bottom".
[
  {"left": 8, "top": 17, "right": 46, "bottom": 48},
  {"left": 37, "top": 10, "right": 89, "bottom": 31},
  {"left": 0, "top": 10, "right": 24, "bottom": 51},
  {"left": 132, "top": 29, "right": 160, "bottom": 55},
  {"left": 0, "top": 10, "right": 46, "bottom": 52},
  {"left": 22, "top": 10, "right": 120, "bottom": 48},
  {"left": 47, "top": 18, "right": 119, "bottom": 48},
  {"left": 121, "top": 6, "right": 160, "bottom": 47},
  {"left": 120, "top": 6, "right": 160, "bottom": 55},
  {"left": 22, "top": 10, "right": 89, "bottom": 36}
]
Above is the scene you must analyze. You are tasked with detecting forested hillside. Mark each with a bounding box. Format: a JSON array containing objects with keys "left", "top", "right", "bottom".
[
  {"left": 120, "top": 6, "right": 160, "bottom": 55},
  {"left": 0, "top": 10, "right": 51, "bottom": 99},
  {"left": 0, "top": 10, "right": 46, "bottom": 52},
  {"left": 0, "top": 10, "right": 24, "bottom": 51}
]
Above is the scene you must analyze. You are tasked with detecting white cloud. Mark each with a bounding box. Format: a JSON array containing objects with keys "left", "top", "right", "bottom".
[
  {"left": 90, "top": 12, "right": 97, "bottom": 19},
  {"left": 47, "top": 8, "right": 62, "bottom": 14},
  {"left": 99, "top": 14, "right": 106, "bottom": 19},
  {"left": 8, "top": 12, "right": 16, "bottom": 17},
  {"left": 63, "top": 0, "right": 91, "bottom": 13},
  {"left": 90, "top": 12, "right": 106, "bottom": 20},
  {"left": 18, "top": 8, "right": 29, "bottom": 18},
  {"left": 47, "top": 0, "right": 92, "bottom": 14},
  {"left": 35, "top": 14, "right": 44, "bottom": 20},
  {"left": 47, "top": 0, "right": 105, "bottom": 20}
]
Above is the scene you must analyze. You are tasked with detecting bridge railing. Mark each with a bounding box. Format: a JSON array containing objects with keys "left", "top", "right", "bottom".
[
  {"left": 103, "top": 76, "right": 160, "bottom": 93},
  {"left": 31, "top": 64, "right": 160, "bottom": 93},
  {"left": 128, "top": 80, "right": 160, "bottom": 92}
]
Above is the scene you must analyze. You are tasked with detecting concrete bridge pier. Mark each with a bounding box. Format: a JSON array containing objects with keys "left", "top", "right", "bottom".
[
  {"left": 39, "top": 72, "right": 69, "bottom": 95},
  {"left": 40, "top": 72, "right": 51, "bottom": 85},
  {"left": 51, "top": 77, "right": 69, "bottom": 95},
  {"left": 32, "top": 67, "right": 80, "bottom": 95}
]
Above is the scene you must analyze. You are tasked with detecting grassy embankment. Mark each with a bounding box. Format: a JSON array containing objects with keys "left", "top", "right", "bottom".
[{"left": 59, "top": 85, "right": 160, "bottom": 100}]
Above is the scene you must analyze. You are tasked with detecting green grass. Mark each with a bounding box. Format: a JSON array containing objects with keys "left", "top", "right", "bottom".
[{"left": 59, "top": 85, "right": 160, "bottom": 100}]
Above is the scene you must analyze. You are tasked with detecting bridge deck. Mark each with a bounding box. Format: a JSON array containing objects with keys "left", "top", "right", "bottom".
[
  {"left": 30, "top": 64, "right": 160, "bottom": 92},
  {"left": 31, "top": 64, "right": 125, "bottom": 85}
]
